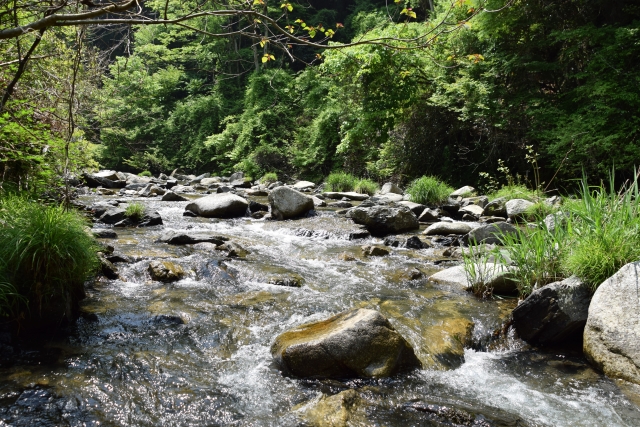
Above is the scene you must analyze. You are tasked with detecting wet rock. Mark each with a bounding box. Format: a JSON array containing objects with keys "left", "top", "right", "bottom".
[
  {"left": 92, "top": 229, "right": 117, "bottom": 239},
  {"left": 161, "top": 191, "right": 188, "bottom": 201},
  {"left": 99, "top": 208, "right": 126, "bottom": 225},
  {"left": 151, "top": 314, "right": 186, "bottom": 326},
  {"left": 216, "top": 186, "right": 234, "bottom": 193},
  {"left": 418, "top": 208, "right": 440, "bottom": 222},
  {"left": 312, "top": 196, "right": 327, "bottom": 207},
  {"left": 99, "top": 254, "right": 119, "bottom": 279},
  {"left": 429, "top": 264, "right": 517, "bottom": 295},
  {"left": 423, "top": 317, "right": 474, "bottom": 368},
  {"left": 106, "top": 253, "right": 133, "bottom": 264},
  {"left": 218, "top": 241, "right": 249, "bottom": 258},
  {"left": 361, "top": 245, "right": 390, "bottom": 256},
  {"left": 138, "top": 211, "right": 163, "bottom": 227},
  {"left": 461, "top": 195, "right": 489, "bottom": 209},
  {"left": 249, "top": 200, "right": 269, "bottom": 213},
  {"left": 140, "top": 184, "right": 166, "bottom": 197},
  {"left": 458, "top": 204, "right": 484, "bottom": 218},
  {"left": 83, "top": 172, "right": 126, "bottom": 188},
  {"left": 97, "top": 188, "right": 117, "bottom": 196},
  {"left": 183, "top": 210, "right": 197, "bottom": 217},
  {"left": 245, "top": 189, "right": 268, "bottom": 196},
  {"left": 383, "top": 236, "right": 403, "bottom": 247},
  {"left": 268, "top": 186, "right": 314, "bottom": 220},
  {"left": 512, "top": 276, "right": 591, "bottom": 346},
  {"left": 268, "top": 274, "right": 303, "bottom": 288},
  {"left": 398, "top": 201, "right": 426, "bottom": 216},
  {"left": 189, "top": 172, "right": 210, "bottom": 184},
  {"left": 271, "top": 308, "right": 421, "bottom": 379},
  {"left": 295, "top": 389, "right": 367, "bottom": 427},
  {"left": 482, "top": 197, "right": 507, "bottom": 217},
  {"left": 462, "top": 222, "right": 518, "bottom": 245},
  {"left": 328, "top": 201, "right": 353, "bottom": 208},
  {"left": 584, "top": 262, "right": 640, "bottom": 384},
  {"left": 346, "top": 205, "right": 419, "bottom": 237},
  {"left": 423, "top": 222, "right": 472, "bottom": 236},
  {"left": 185, "top": 193, "right": 249, "bottom": 218},
  {"left": 293, "top": 180, "right": 315, "bottom": 191},
  {"left": 157, "top": 230, "right": 229, "bottom": 245},
  {"left": 480, "top": 216, "right": 507, "bottom": 224},
  {"left": 379, "top": 182, "right": 403, "bottom": 195},
  {"left": 148, "top": 260, "right": 185, "bottom": 282},
  {"left": 404, "top": 399, "right": 525, "bottom": 426},
  {"left": 450, "top": 186, "right": 475, "bottom": 197},
  {"left": 338, "top": 252, "right": 356, "bottom": 261},
  {"left": 506, "top": 199, "right": 535, "bottom": 220},
  {"left": 200, "top": 177, "right": 221, "bottom": 186},
  {"left": 405, "top": 236, "right": 428, "bottom": 249},
  {"left": 323, "top": 191, "right": 369, "bottom": 201},
  {"left": 252, "top": 211, "right": 269, "bottom": 219}
]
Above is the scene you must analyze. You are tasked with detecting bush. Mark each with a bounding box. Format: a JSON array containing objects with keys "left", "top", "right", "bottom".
[
  {"left": 406, "top": 176, "right": 453, "bottom": 205},
  {"left": 325, "top": 172, "right": 357, "bottom": 192},
  {"left": 125, "top": 202, "right": 145, "bottom": 221},
  {"left": 138, "top": 170, "right": 152, "bottom": 177},
  {"left": 0, "top": 197, "right": 100, "bottom": 325},
  {"left": 353, "top": 178, "right": 379, "bottom": 196},
  {"left": 260, "top": 172, "right": 278, "bottom": 185}
]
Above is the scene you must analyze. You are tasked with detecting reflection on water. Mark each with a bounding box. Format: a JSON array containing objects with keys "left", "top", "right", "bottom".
[{"left": 1, "top": 196, "right": 639, "bottom": 426}]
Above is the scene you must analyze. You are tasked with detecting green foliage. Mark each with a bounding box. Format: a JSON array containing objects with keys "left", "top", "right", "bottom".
[
  {"left": 260, "top": 172, "right": 278, "bottom": 184},
  {"left": 0, "top": 197, "right": 100, "bottom": 322},
  {"left": 325, "top": 172, "right": 357, "bottom": 192},
  {"left": 488, "top": 185, "right": 538, "bottom": 202},
  {"left": 406, "top": 176, "right": 453, "bottom": 205},
  {"left": 124, "top": 203, "right": 145, "bottom": 221},
  {"left": 524, "top": 202, "right": 556, "bottom": 221},
  {"left": 138, "top": 171, "right": 152, "bottom": 177},
  {"left": 353, "top": 178, "right": 379, "bottom": 196}
]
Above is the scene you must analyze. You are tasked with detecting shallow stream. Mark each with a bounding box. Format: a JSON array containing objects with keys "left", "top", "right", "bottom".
[{"left": 1, "top": 195, "right": 639, "bottom": 426}]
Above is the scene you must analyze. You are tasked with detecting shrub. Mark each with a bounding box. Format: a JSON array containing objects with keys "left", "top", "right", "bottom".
[
  {"left": 138, "top": 170, "right": 152, "bottom": 177},
  {"left": 260, "top": 172, "right": 278, "bottom": 185},
  {"left": 0, "top": 197, "right": 100, "bottom": 325},
  {"left": 125, "top": 202, "right": 145, "bottom": 221},
  {"left": 488, "top": 184, "right": 538, "bottom": 202},
  {"left": 353, "top": 178, "right": 379, "bottom": 196},
  {"left": 325, "top": 172, "right": 357, "bottom": 192},
  {"left": 406, "top": 176, "right": 453, "bottom": 205}
]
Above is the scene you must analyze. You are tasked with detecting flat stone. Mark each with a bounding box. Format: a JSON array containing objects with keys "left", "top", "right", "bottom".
[
  {"left": 423, "top": 222, "right": 472, "bottom": 236},
  {"left": 463, "top": 222, "right": 518, "bottom": 245},
  {"left": 458, "top": 204, "right": 484, "bottom": 218},
  {"left": 293, "top": 180, "right": 315, "bottom": 190},
  {"left": 323, "top": 192, "right": 370, "bottom": 201}
]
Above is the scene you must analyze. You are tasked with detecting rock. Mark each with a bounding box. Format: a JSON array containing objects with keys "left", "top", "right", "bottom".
[
  {"left": 216, "top": 186, "right": 234, "bottom": 193},
  {"left": 462, "top": 222, "right": 518, "bottom": 245},
  {"left": 106, "top": 253, "right": 133, "bottom": 264},
  {"left": 229, "top": 171, "right": 244, "bottom": 182},
  {"left": 172, "top": 185, "right": 194, "bottom": 193},
  {"left": 544, "top": 211, "right": 567, "bottom": 233},
  {"left": 252, "top": 211, "right": 268, "bottom": 219},
  {"left": 189, "top": 172, "right": 210, "bottom": 184},
  {"left": 268, "top": 186, "right": 314, "bottom": 220},
  {"left": 480, "top": 216, "right": 507, "bottom": 224},
  {"left": 99, "top": 208, "right": 126, "bottom": 225},
  {"left": 83, "top": 172, "right": 126, "bottom": 189},
  {"left": 323, "top": 192, "right": 370, "bottom": 201},
  {"left": 185, "top": 193, "right": 249, "bottom": 218},
  {"left": 361, "top": 245, "right": 390, "bottom": 256},
  {"left": 268, "top": 274, "right": 303, "bottom": 288},
  {"left": 505, "top": 199, "right": 535, "bottom": 220},
  {"left": 398, "top": 201, "right": 426, "bottom": 216},
  {"left": 96, "top": 188, "right": 116, "bottom": 196},
  {"left": 376, "top": 193, "right": 404, "bottom": 203},
  {"left": 418, "top": 208, "right": 440, "bottom": 222},
  {"left": 200, "top": 177, "right": 221, "bottom": 186},
  {"left": 161, "top": 191, "right": 188, "bottom": 202},
  {"left": 94, "top": 170, "right": 120, "bottom": 181},
  {"left": 338, "top": 252, "right": 356, "bottom": 261},
  {"left": 512, "top": 276, "right": 591, "bottom": 346},
  {"left": 140, "top": 184, "right": 165, "bottom": 197},
  {"left": 584, "top": 262, "right": 640, "bottom": 384},
  {"left": 423, "top": 222, "right": 472, "bottom": 236},
  {"left": 482, "top": 197, "right": 507, "bottom": 217},
  {"left": 293, "top": 181, "right": 315, "bottom": 191},
  {"left": 249, "top": 200, "right": 269, "bottom": 213},
  {"left": 405, "top": 236, "right": 427, "bottom": 249},
  {"left": 137, "top": 211, "right": 163, "bottom": 227},
  {"left": 245, "top": 189, "right": 268, "bottom": 197},
  {"left": 328, "top": 201, "right": 353, "bottom": 208},
  {"left": 148, "top": 260, "right": 185, "bottom": 282},
  {"left": 461, "top": 195, "right": 489, "bottom": 208},
  {"left": 312, "top": 196, "right": 327, "bottom": 207},
  {"left": 450, "top": 186, "right": 475, "bottom": 197},
  {"left": 295, "top": 389, "right": 367, "bottom": 427},
  {"left": 458, "top": 204, "right": 484, "bottom": 218},
  {"left": 230, "top": 178, "right": 251, "bottom": 188},
  {"left": 157, "top": 230, "right": 228, "bottom": 245},
  {"left": 218, "top": 241, "right": 249, "bottom": 258},
  {"left": 99, "top": 254, "right": 119, "bottom": 279},
  {"left": 429, "top": 264, "right": 516, "bottom": 295},
  {"left": 271, "top": 308, "right": 421, "bottom": 379},
  {"left": 92, "top": 229, "right": 117, "bottom": 239},
  {"left": 346, "top": 205, "right": 419, "bottom": 237},
  {"left": 379, "top": 182, "right": 403, "bottom": 195}
]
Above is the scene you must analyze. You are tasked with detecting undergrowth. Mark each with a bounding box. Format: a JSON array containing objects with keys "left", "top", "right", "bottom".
[{"left": 406, "top": 176, "right": 453, "bottom": 205}]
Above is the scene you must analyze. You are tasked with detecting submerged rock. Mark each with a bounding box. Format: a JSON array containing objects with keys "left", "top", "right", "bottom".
[
  {"left": 92, "top": 229, "right": 118, "bottom": 239},
  {"left": 295, "top": 389, "right": 367, "bottom": 427},
  {"left": 268, "top": 186, "right": 314, "bottom": 220},
  {"left": 99, "top": 254, "right": 119, "bottom": 279},
  {"left": 148, "top": 260, "right": 185, "bottom": 282},
  {"left": 512, "top": 276, "right": 591, "bottom": 346},
  {"left": 584, "top": 262, "right": 640, "bottom": 384},
  {"left": 185, "top": 193, "right": 249, "bottom": 218},
  {"left": 361, "top": 245, "right": 390, "bottom": 256},
  {"left": 157, "top": 230, "right": 228, "bottom": 245},
  {"left": 271, "top": 308, "right": 421, "bottom": 379},
  {"left": 268, "top": 274, "right": 303, "bottom": 288},
  {"left": 346, "top": 205, "right": 419, "bottom": 236}
]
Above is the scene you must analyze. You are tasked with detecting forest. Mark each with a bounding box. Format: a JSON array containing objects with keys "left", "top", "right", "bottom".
[{"left": 2, "top": 0, "right": 639, "bottom": 193}]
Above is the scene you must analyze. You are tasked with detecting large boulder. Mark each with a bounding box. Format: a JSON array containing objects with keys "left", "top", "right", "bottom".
[
  {"left": 584, "top": 262, "right": 640, "bottom": 384},
  {"left": 482, "top": 197, "right": 507, "bottom": 217},
  {"left": 512, "top": 276, "right": 591, "bottom": 346},
  {"left": 346, "top": 205, "right": 419, "bottom": 236},
  {"left": 379, "top": 182, "right": 403, "bottom": 195},
  {"left": 505, "top": 199, "right": 535, "bottom": 220},
  {"left": 83, "top": 172, "right": 126, "bottom": 189},
  {"left": 423, "top": 222, "right": 472, "bottom": 236},
  {"left": 185, "top": 193, "right": 248, "bottom": 218},
  {"left": 271, "top": 308, "right": 421, "bottom": 379},
  {"left": 462, "top": 221, "right": 517, "bottom": 245},
  {"left": 268, "top": 186, "right": 314, "bottom": 220},
  {"left": 99, "top": 208, "right": 126, "bottom": 225},
  {"left": 429, "top": 264, "right": 516, "bottom": 295}
]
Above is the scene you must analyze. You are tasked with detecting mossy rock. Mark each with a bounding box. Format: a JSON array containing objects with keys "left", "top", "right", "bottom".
[{"left": 148, "top": 260, "right": 185, "bottom": 282}]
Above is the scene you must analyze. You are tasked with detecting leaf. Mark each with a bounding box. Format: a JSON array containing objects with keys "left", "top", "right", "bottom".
[
  {"left": 400, "top": 8, "right": 417, "bottom": 19},
  {"left": 285, "top": 25, "right": 295, "bottom": 34},
  {"left": 262, "top": 54, "right": 275, "bottom": 63},
  {"left": 260, "top": 38, "right": 268, "bottom": 48},
  {"left": 325, "top": 29, "right": 335, "bottom": 38},
  {"left": 253, "top": 0, "right": 264, "bottom": 5}
]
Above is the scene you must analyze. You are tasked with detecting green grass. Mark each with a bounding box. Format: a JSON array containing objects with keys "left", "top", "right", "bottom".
[
  {"left": 260, "top": 172, "right": 278, "bottom": 185},
  {"left": 125, "top": 202, "right": 145, "bottom": 221},
  {"left": 353, "top": 178, "right": 379, "bottom": 196},
  {"left": 406, "top": 176, "right": 453, "bottom": 205},
  {"left": 0, "top": 197, "right": 100, "bottom": 323},
  {"left": 488, "top": 184, "right": 538, "bottom": 202},
  {"left": 524, "top": 201, "right": 557, "bottom": 221},
  {"left": 325, "top": 172, "right": 358, "bottom": 192},
  {"left": 138, "top": 170, "right": 152, "bottom": 177}
]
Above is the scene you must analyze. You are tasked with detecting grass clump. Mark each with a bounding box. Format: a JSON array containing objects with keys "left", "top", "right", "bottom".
[
  {"left": 138, "top": 170, "right": 152, "bottom": 177},
  {"left": 353, "top": 179, "right": 379, "bottom": 196},
  {"left": 260, "top": 172, "right": 278, "bottom": 185},
  {"left": 125, "top": 202, "right": 145, "bottom": 221},
  {"left": 406, "top": 176, "right": 453, "bottom": 205},
  {"left": 0, "top": 197, "right": 100, "bottom": 325},
  {"left": 488, "top": 184, "right": 538, "bottom": 202},
  {"left": 325, "top": 172, "right": 357, "bottom": 192}
]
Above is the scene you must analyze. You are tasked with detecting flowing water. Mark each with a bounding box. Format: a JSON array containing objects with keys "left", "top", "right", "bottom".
[{"left": 1, "top": 195, "right": 639, "bottom": 426}]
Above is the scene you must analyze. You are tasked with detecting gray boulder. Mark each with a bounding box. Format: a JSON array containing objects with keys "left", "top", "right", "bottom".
[
  {"left": 584, "top": 262, "right": 640, "bottom": 384},
  {"left": 83, "top": 172, "right": 126, "bottom": 189},
  {"left": 161, "top": 191, "right": 188, "bottom": 202},
  {"left": 398, "top": 201, "right": 426, "bottom": 216},
  {"left": 268, "top": 186, "right": 314, "bottom": 220},
  {"left": 462, "top": 196, "right": 489, "bottom": 208},
  {"left": 293, "top": 181, "right": 315, "bottom": 191},
  {"left": 463, "top": 222, "right": 517, "bottom": 245},
  {"left": 185, "top": 193, "right": 249, "bottom": 218},
  {"left": 418, "top": 208, "right": 440, "bottom": 222},
  {"left": 189, "top": 172, "right": 210, "bottom": 184},
  {"left": 377, "top": 193, "right": 404, "bottom": 203},
  {"left": 512, "top": 276, "right": 591, "bottom": 346},
  {"left": 140, "top": 184, "right": 166, "bottom": 197},
  {"left": 506, "top": 199, "right": 535, "bottom": 220},
  {"left": 346, "top": 205, "right": 419, "bottom": 236},
  {"left": 450, "top": 186, "right": 475, "bottom": 197},
  {"left": 458, "top": 204, "right": 484, "bottom": 218},
  {"left": 379, "top": 182, "right": 403, "bottom": 195},
  {"left": 157, "top": 230, "right": 228, "bottom": 245},
  {"left": 312, "top": 196, "right": 327, "bottom": 207},
  {"left": 94, "top": 170, "right": 119, "bottom": 181},
  {"left": 429, "top": 263, "right": 516, "bottom": 295},
  {"left": 423, "top": 222, "right": 472, "bottom": 236},
  {"left": 99, "top": 208, "right": 126, "bottom": 225},
  {"left": 271, "top": 308, "right": 421, "bottom": 379},
  {"left": 482, "top": 197, "right": 507, "bottom": 217},
  {"left": 229, "top": 171, "right": 244, "bottom": 182}
]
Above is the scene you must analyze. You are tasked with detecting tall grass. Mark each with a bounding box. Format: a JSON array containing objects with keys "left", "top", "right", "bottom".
[
  {"left": 125, "top": 202, "right": 145, "bottom": 221},
  {"left": 325, "top": 172, "right": 358, "bottom": 192},
  {"left": 353, "top": 178, "right": 379, "bottom": 196},
  {"left": 488, "top": 184, "right": 538, "bottom": 201},
  {"left": 406, "top": 176, "right": 453, "bottom": 205},
  {"left": 0, "top": 197, "right": 100, "bottom": 324},
  {"left": 260, "top": 172, "right": 278, "bottom": 185}
]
